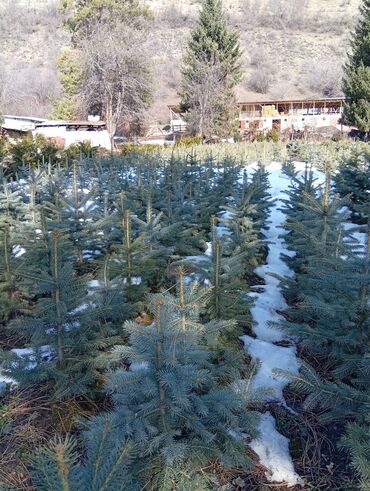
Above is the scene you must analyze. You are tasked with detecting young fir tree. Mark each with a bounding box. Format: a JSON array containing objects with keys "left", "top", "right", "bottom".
[
  {"left": 32, "top": 272, "right": 260, "bottom": 490},
  {"left": 342, "top": 0, "right": 370, "bottom": 134},
  {"left": 131, "top": 192, "right": 174, "bottom": 287},
  {"left": 103, "top": 278, "right": 258, "bottom": 489},
  {"left": 278, "top": 170, "right": 370, "bottom": 490},
  {"left": 334, "top": 148, "right": 370, "bottom": 224},
  {"left": 180, "top": 0, "right": 242, "bottom": 137},
  {"left": 177, "top": 217, "right": 252, "bottom": 344},
  {"left": 0, "top": 226, "right": 26, "bottom": 336},
  {"left": 0, "top": 180, "right": 29, "bottom": 343},
  {"left": 32, "top": 430, "right": 138, "bottom": 491},
  {"left": 159, "top": 186, "right": 206, "bottom": 258},
  {"left": 249, "top": 165, "right": 274, "bottom": 228},
  {"left": 219, "top": 167, "right": 273, "bottom": 277},
  {"left": 2, "top": 228, "right": 122, "bottom": 400},
  {"left": 44, "top": 164, "right": 99, "bottom": 269},
  {"left": 280, "top": 163, "right": 323, "bottom": 276}
]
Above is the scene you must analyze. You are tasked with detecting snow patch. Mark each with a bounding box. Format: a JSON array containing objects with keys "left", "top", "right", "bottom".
[
  {"left": 12, "top": 245, "right": 26, "bottom": 258},
  {"left": 130, "top": 361, "right": 149, "bottom": 372},
  {"left": 250, "top": 412, "right": 304, "bottom": 487},
  {"left": 241, "top": 163, "right": 306, "bottom": 487},
  {"left": 241, "top": 336, "right": 299, "bottom": 401}
]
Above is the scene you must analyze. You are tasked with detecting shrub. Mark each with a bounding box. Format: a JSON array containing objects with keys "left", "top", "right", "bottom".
[
  {"left": 254, "top": 128, "right": 280, "bottom": 143},
  {"left": 65, "top": 141, "right": 98, "bottom": 159},
  {"left": 120, "top": 143, "right": 164, "bottom": 156},
  {"left": 332, "top": 131, "right": 345, "bottom": 142},
  {"left": 9, "top": 134, "right": 61, "bottom": 170},
  {"left": 174, "top": 135, "right": 202, "bottom": 147},
  {"left": 266, "top": 128, "right": 281, "bottom": 142},
  {"left": 248, "top": 65, "right": 275, "bottom": 94},
  {"left": 303, "top": 58, "right": 343, "bottom": 97}
]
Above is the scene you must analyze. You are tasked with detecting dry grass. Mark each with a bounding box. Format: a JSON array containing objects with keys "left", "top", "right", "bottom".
[
  {"left": 0, "top": 387, "right": 51, "bottom": 489},
  {"left": 0, "top": 385, "right": 104, "bottom": 489}
]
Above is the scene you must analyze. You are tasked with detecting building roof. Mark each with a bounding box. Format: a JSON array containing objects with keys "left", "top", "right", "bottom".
[
  {"left": 1, "top": 115, "right": 107, "bottom": 133},
  {"left": 35, "top": 120, "right": 106, "bottom": 128},
  {"left": 2, "top": 115, "right": 47, "bottom": 132},
  {"left": 168, "top": 97, "right": 346, "bottom": 113},
  {"left": 36, "top": 120, "right": 106, "bottom": 128},
  {"left": 4, "top": 115, "right": 48, "bottom": 123},
  {"left": 237, "top": 97, "right": 345, "bottom": 106}
]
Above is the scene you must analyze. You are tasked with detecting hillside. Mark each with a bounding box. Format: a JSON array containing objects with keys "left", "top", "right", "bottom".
[{"left": 0, "top": 0, "right": 361, "bottom": 122}]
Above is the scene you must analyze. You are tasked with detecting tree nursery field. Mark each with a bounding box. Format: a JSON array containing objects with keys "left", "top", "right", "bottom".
[{"left": 0, "top": 142, "right": 369, "bottom": 490}]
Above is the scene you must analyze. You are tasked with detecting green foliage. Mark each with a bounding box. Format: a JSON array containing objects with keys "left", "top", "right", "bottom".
[
  {"left": 0, "top": 135, "right": 8, "bottom": 161},
  {"left": 104, "top": 281, "right": 258, "bottom": 489},
  {"left": 174, "top": 135, "right": 203, "bottom": 147},
  {"left": 182, "top": 0, "right": 242, "bottom": 85},
  {"left": 58, "top": 0, "right": 153, "bottom": 140},
  {"left": 9, "top": 135, "right": 61, "bottom": 170},
  {"left": 32, "top": 429, "right": 138, "bottom": 491},
  {"left": 61, "top": 0, "right": 151, "bottom": 39},
  {"left": 342, "top": 420, "right": 370, "bottom": 491},
  {"left": 335, "top": 147, "right": 370, "bottom": 223},
  {"left": 65, "top": 140, "right": 98, "bottom": 159},
  {"left": 0, "top": 226, "right": 25, "bottom": 331},
  {"left": 2, "top": 228, "right": 124, "bottom": 400},
  {"left": 279, "top": 162, "right": 370, "bottom": 489},
  {"left": 266, "top": 128, "right": 281, "bottom": 143},
  {"left": 119, "top": 143, "right": 164, "bottom": 156},
  {"left": 342, "top": 0, "right": 370, "bottom": 132},
  {"left": 0, "top": 151, "right": 271, "bottom": 488},
  {"left": 254, "top": 128, "right": 280, "bottom": 143},
  {"left": 51, "top": 49, "right": 83, "bottom": 120},
  {"left": 31, "top": 268, "right": 261, "bottom": 490},
  {"left": 51, "top": 97, "right": 80, "bottom": 121}
]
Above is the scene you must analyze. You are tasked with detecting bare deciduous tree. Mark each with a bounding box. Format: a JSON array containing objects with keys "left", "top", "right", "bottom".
[
  {"left": 303, "top": 58, "right": 343, "bottom": 98},
  {"left": 248, "top": 64, "right": 276, "bottom": 94},
  {"left": 80, "top": 22, "right": 152, "bottom": 150},
  {"left": 0, "top": 57, "right": 59, "bottom": 117},
  {"left": 268, "top": 0, "right": 308, "bottom": 30}
]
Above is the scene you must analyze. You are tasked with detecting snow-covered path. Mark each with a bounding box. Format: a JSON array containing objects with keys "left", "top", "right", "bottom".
[{"left": 241, "top": 163, "right": 303, "bottom": 487}]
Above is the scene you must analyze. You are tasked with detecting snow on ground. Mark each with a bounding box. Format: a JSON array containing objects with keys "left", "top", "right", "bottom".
[
  {"left": 242, "top": 337, "right": 299, "bottom": 402},
  {"left": 0, "top": 346, "right": 52, "bottom": 386},
  {"left": 240, "top": 163, "right": 304, "bottom": 487},
  {"left": 12, "top": 245, "right": 26, "bottom": 258},
  {"left": 342, "top": 222, "right": 368, "bottom": 257},
  {"left": 250, "top": 413, "right": 303, "bottom": 487},
  {"left": 130, "top": 361, "right": 149, "bottom": 371},
  {"left": 0, "top": 372, "right": 15, "bottom": 385}
]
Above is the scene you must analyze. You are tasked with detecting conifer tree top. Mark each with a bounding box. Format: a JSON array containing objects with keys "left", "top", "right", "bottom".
[
  {"left": 349, "top": 0, "right": 370, "bottom": 67},
  {"left": 342, "top": 0, "right": 370, "bottom": 132},
  {"left": 185, "top": 0, "right": 241, "bottom": 80}
]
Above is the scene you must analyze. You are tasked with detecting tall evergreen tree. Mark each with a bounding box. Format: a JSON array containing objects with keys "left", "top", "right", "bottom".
[
  {"left": 180, "top": 0, "right": 242, "bottom": 138},
  {"left": 342, "top": 0, "right": 370, "bottom": 134}
]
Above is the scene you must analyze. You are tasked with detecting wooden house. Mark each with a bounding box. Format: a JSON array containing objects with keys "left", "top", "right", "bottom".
[{"left": 168, "top": 97, "right": 349, "bottom": 140}]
